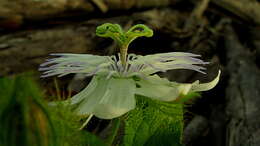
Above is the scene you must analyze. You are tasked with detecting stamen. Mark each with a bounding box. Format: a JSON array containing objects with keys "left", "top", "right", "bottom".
[
  {"left": 127, "top": 54, "right": 137, "bottom": 61},
  {"left": 110, "top": 55, "right": 117, "bottom": 62},
  {"left": 118, "top": 53, "right": 121, "bottom": 63},
  {"left": 108, "top": 56, "right": 117, "bottom": 71},
  {"left": 79, "top": 114, "right": 93, "bottom": 130},
  {"left": 137, "top": 64, "right": 145, "bottom": 71},
  {"left": 110, "top": 56, "right": 120, "bottom": 72},
  {"left": 125, "top": 54, "right": 132, "bottom": 73}
]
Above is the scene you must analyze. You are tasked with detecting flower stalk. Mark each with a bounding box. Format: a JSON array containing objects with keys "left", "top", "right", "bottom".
[{"left": 120, "top": 44, "right": 129, "bottom": 68}]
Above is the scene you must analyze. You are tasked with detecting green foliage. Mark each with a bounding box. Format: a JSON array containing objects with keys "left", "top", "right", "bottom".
[
  {"left": 49, "top": 104, "right": 107, "bottom": 146},
  {"left": 0, "top": 74, "right": 106, "bottom": 146},
  {"left": 0, "top": 74, "right": 56, "bottom": 146},
  {"left": 122, "top": 96, "right": 183, "bottom": 146}
]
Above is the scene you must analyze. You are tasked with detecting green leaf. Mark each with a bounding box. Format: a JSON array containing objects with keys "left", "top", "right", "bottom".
[
  {"left": 84, "top": 132, "right": 108, "bottom": 146},
  {"left": 49, "top": 102, "right": 107, "bottom": 146},
  {"left": 122, "top": 96, "right": 183, "bottom": 146}
]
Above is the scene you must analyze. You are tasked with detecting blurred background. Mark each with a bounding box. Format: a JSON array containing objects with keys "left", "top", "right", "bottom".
[{"left": 0, "top": 0, "right": 259, "bottom": 146}]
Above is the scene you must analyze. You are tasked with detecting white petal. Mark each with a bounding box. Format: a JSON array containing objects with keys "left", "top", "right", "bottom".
[
  {"left": 135, "top": 75, "right": 180, "bottom": 101},
  {"left": 72, "top": 76, "right": 110, "bottom": 116},
  {"left": 178, "top": 84, "right": 192, "bottom": 95},
  {"left": 135, "top": 70, "right": 221, "bottom": 102},
  {"left": 190, "top": 70, "right": 221, "bottom": 92},
  {"left": 72, "top": 76, "right": 136, "bottom": 119},
  {"left": 92, "top": 77, "right": 136, "bottom": 119},
  {"left": 69, "top": 76, "right": 99, "bottom": 105}
]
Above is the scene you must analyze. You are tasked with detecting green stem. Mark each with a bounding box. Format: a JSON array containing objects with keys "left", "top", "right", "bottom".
[
  {"left": 120, "top": 44, "right": 128, "bottom": 68},
  {"left": 105, "top": 118, "right": 121, "bottom": 145}
]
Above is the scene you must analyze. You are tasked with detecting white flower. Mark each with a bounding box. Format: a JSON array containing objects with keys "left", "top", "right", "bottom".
[{"left": 39, "top": 52, "right": 220, "bottom": 119}]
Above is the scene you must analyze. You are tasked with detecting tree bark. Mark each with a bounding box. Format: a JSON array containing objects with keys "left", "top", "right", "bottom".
[{"left": 224, "top": 23, "right": 260, "bottom": 146}]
